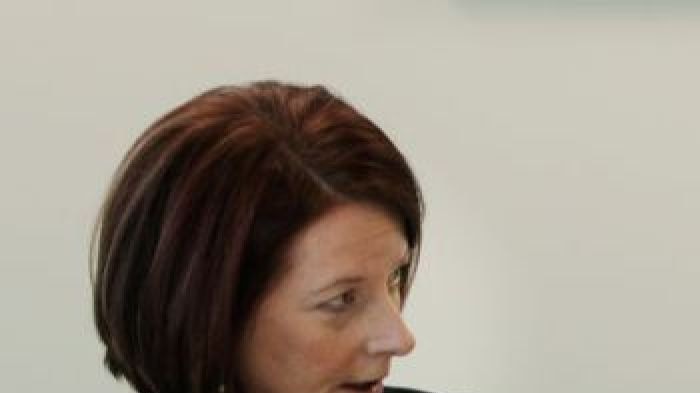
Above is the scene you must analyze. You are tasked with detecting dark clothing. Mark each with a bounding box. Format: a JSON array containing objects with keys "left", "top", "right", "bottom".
[{"left": 385, "top": 386, "right": 432, "bottom": 393}]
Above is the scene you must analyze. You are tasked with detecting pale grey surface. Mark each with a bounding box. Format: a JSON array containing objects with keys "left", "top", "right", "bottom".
[{"left": 1, "top": 1, "right": 699, "bottom": 392}]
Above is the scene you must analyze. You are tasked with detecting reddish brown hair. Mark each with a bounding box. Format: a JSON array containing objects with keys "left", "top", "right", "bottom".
[{"left": 90, "top": 80, "right": 424, "bottom": 393}]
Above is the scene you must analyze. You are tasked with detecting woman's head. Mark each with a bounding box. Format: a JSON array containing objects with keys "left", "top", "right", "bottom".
[{"left": 91, "top": 81, "right": 424, "bottom": 393}]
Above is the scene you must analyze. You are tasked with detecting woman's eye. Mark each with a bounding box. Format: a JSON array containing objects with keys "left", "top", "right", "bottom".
[
  {"left": 389, "top": 272, "right": 401, "bottom": 290},
  {"left": 323, "top": 290, "right": 357, "bottom": 313},
  {"left": 389, "top": 263, "right": 409, "bottom": 290}
]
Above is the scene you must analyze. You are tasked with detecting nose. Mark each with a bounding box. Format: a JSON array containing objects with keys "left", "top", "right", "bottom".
[{"left": 365, "top": 299, "right": 416, "bottom": 357}]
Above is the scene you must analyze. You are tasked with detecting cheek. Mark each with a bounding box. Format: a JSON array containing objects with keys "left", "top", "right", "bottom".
[
  {"left": 245, "top": 312, "right": 362, "bottom": 387},
  {"left": 305, "top": 328, "right": 355, "bottom": 369},
  {"left": 275, "top": 317, "right": 358, "bottom": 372}
]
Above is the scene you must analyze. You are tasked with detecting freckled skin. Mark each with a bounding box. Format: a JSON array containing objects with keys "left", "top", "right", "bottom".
[{"left": 239, "top": 203, "right": 416, "bottom": 393}]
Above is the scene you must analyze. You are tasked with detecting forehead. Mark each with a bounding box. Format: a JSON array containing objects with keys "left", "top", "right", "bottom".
[{"left": 282, "top": 203, "right": 408, "bottom": 285}]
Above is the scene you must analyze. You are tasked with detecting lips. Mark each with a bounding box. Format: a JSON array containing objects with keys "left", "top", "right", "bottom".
[{"left": 340, "top": 379, "right": 384, "bottom": 393}]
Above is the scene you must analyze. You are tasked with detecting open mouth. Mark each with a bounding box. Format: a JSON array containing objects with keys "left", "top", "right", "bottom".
[{"left": 340, "top": 379, "right": 383, "bottom": 393}]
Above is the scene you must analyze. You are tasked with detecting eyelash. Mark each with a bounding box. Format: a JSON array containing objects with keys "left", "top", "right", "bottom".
[
  {"left": 322, "top": 264, "right": 410, "bottom": 313},
  {"left": 389, "top": 263, "right": 409, "bottom": 289},
  {"left": 323, "top": 290, "right": 358, "bottom": 313}
]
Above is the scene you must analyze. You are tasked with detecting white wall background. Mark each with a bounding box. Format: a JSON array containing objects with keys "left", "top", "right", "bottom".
[{"left": 1, "top": 1, "right": 699, "bottom": 392}]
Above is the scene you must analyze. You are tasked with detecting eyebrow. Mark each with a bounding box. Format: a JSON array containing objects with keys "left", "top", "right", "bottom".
[
  {"left": 312, "top": 276, "right": 365, "bottom": 296},
  {"left": 311, "top": 256, "right": 411, "bottom": 296}
]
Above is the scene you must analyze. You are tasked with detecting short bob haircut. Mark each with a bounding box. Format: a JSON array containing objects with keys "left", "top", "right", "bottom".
[{"left": 90, "top": 80, "right": 424, "bottom": 393}]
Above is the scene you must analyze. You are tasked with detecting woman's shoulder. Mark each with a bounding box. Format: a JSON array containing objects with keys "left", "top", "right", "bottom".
[{"left": 385, "top": 386, "right": 437, "bottom": 393}]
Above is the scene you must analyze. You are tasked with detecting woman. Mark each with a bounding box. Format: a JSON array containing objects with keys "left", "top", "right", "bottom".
[{"left": 90, "top": 81, "right": 427, "bottom": 393}]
